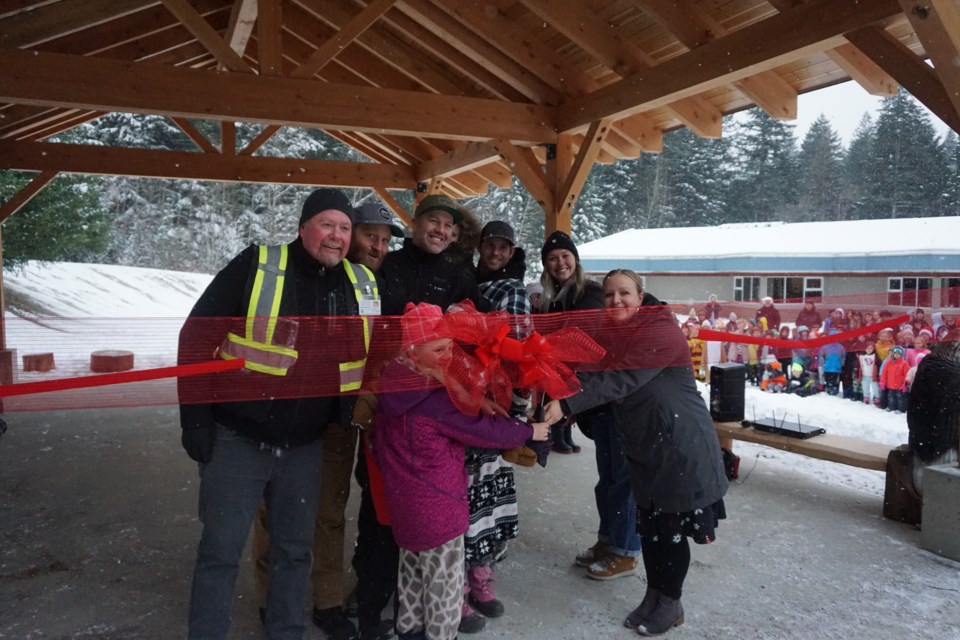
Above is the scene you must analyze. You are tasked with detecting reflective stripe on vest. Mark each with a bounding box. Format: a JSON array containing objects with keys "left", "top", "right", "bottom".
[
  {"left": 219, "top": 245, "right": 298, "bottom": 376},
  {"left": 218, "top": 246, "right": 378, "bottom": 384},
  {"left": 339, "top": 260, "right": 378, "bottom": 392}
]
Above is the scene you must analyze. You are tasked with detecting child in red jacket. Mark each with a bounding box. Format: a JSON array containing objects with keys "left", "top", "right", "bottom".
[{"left": 880, "top": 346, "right": 910, "bottom": 413}]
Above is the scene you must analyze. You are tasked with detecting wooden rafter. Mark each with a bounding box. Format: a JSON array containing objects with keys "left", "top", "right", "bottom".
[
  {"left": 635, "top": 0, "right": 798, "bottom": 121},
  {"left": 394, "top": 0, "right": 561, "bottom": 104},
  {"left": 558, "top": 119, "right": 612, "bottom": 214},
  {"left": 415, "top": 142, "right": 501, "bottom": 182},
  {"left": 493, "top": 140, "right": 554, "bottom": 213},
  {"left": 0, "top": 140, "right": 417, "bottom": 189},
  {"left": 558, "top": 0, "right": 902, "bottom": 132},
  {"left": 0, "top": 49, "right": 558, "bottom": 143},
  {"left": 826, "top": 45, "right": 898, "bottom": 97},
  {"left": 224, "top": 0, "right": 258, "bottom": 58},
  {"left": 290, "top": 0, "right": 397, "bottom": 80},
  {"left": 899, "top": 0, "right": 960, "bottom": 121},
  {"left": 160, "top": 0, "right": 253, "bottom": 73},
  {"left": 255, "top": 0, "right": 282, "bottom": 76},
  {"left": 171, "top": 117, "right": 219, "bottom": 154},
  {"left": 372, "top": 187, "right": 412, "bottom": 228},
  {"left": 0, "top": 0, "right": 154, "bottom": 49},
  {"left": 845, "top": 26, "right": 960, "bottom": 132},
  {"left": 0, "top": 170, "right": 58, "bottom": 224}
]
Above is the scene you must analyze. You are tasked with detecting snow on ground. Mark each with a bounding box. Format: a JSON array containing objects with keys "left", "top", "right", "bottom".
[{"left": 3, "top": 260, "right": 907, "bottom": 497}]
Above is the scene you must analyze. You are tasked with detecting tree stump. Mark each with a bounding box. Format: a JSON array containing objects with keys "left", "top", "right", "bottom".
[
  {"left": 90, "top": 350, "right": 134, "bottom": 373},
  {"left": 23, "top": 352, "right": 55, "bottom": 372}
]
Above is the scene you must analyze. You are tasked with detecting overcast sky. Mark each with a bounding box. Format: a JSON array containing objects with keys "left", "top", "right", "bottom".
[{"left": 790, "top": 81, "right": 951, "bottom": 145}]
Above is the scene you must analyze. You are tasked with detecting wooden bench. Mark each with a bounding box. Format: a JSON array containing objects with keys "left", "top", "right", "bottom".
[{"left": 714, "top": 421, "right": 893, "bottom": 472}]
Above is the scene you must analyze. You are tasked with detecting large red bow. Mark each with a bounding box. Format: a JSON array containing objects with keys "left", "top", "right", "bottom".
[{"left": 438, "top": 301, "right": 606, "bottom": 415}]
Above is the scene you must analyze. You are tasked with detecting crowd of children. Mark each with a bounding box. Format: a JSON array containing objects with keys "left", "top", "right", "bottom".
[{"left": 681, "top": 302, "right": 959, "bottom": 414}]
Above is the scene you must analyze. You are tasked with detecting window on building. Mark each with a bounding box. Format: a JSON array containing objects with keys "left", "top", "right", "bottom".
[
  {"left": 940, "top": 277, "right": 960, "bottom": 308},
  {"left": 734, "top": 276, "right": 761, "bottom": 302},
  {"left": 766, "top": 276, "right": 823, "bottom": 303},
  {"left": 888, "top": 277, "right": 933, "bottom": 307}
]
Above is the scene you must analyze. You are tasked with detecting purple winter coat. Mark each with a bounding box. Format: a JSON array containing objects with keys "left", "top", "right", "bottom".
[{"left": 373, "top": 360, "right": 533, "bottom": 552}]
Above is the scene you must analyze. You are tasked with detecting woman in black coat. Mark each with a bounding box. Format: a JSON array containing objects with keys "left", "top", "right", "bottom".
[{"left": 544, "top": 269, "right": 728, "bottom": 636}]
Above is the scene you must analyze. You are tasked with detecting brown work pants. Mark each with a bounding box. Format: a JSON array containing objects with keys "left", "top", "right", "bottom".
[{"left": 252, "top": 423, "right": 359, "bottom": 610}]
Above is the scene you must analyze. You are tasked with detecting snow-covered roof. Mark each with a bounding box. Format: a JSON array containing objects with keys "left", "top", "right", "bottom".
[{"left": 578, "top": 217, "right": 960, "bottom": 274}]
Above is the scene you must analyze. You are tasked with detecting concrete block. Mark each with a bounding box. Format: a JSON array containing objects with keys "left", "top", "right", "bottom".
[{"left": 920, "top": 463, "right": 960, "bottom": 561}]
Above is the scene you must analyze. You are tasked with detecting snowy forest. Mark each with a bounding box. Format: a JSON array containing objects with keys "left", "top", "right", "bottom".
[{"left": 2, "top": 88, "right": 958, "bottom": 278}]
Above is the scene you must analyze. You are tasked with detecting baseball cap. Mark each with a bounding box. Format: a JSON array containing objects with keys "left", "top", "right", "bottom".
[
  {"left": 414, "top": 194, "right": 463, "bottom": 224},
  {"left": 354, "top": 201, "right": 405, "bottom": 237},
  {"left": 480, "top": 220, "right": 515, "bottom": 246}
]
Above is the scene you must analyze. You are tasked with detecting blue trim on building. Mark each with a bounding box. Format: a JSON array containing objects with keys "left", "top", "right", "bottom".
[{"left": 580, "top": 254, "right": 960, "bottom": 274}]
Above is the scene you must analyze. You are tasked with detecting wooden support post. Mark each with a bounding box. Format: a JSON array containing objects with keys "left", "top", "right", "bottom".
[{"left": 544, "top": 134, "right": 574, "bottom": 236}]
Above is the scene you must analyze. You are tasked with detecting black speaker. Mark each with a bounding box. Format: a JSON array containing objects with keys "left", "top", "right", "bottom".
[{"left": 710, "top": 363, "right": 746, "bottom": 422}]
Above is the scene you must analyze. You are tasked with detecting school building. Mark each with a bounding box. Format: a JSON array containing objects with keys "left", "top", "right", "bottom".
[{"left": 577, "top": 217, "right": 960, "bottom": 312}]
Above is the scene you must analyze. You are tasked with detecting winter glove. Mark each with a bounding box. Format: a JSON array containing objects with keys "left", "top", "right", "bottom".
[
  {"left": 182, "top": 425, "right": 215, "bottom": 463},
  {"left": 351, "top": 391, "right": 378, "bottom": 431},
  {"left": 501, "top": 445, "right": 537, "bottom": 467}
]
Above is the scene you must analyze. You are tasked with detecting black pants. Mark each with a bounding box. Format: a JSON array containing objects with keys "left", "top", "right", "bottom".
[
  {"left": 352, "top": 452, "right": 400, "bottom": 632},
  {"left": 640, "top": 535, "right": 690, "bottom": 600}
]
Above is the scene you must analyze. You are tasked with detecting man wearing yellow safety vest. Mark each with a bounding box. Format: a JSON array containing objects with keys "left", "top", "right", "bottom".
[
  {"left": 248, "top": 199, "right": 404, "bottom": 640},
  {"left": 177, "top": 188, "right": 380, "bottom": 640}
]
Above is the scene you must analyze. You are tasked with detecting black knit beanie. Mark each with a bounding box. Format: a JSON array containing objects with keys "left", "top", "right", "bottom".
[
  {"left": 300, "top": 188, "right": 355, "bottom": 226},
  {"left": 540, "top": 230, "right": 579, "bottom": 262}
]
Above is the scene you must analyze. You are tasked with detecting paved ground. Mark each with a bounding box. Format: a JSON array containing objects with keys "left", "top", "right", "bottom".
[{"left": 2, "top": 405, "right": 959, "bottom": 640}]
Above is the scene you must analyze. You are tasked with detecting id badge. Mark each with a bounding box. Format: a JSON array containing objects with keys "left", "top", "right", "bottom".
[{"left": 359, "top": 297, "right": 381, "bottom": 316}]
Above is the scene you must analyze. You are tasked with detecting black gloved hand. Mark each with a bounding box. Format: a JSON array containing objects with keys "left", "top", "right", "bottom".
[{"left": 181, "top": 426, "right": 215, "bottom": 463}]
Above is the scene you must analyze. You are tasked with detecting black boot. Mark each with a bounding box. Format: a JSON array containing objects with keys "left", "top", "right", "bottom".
[
  {"left": 624, "top": 588, "right": 660, "bottom": 630},
  {"left": 636, "top": 595, "right": 684, "bottom": 636},
  {"left": 313, "top": 606, "right": 359, "bottom": 640},
  {"left": 551, "top": 425, "right": 572, "bottom": 454}
]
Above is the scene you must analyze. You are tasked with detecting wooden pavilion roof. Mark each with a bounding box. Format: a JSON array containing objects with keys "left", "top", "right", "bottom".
[{"left": 1, "top": 0, "right": 959, "bottom": 232}]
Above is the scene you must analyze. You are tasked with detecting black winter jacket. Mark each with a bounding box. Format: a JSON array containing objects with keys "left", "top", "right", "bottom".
[
  {"left": 178, "top": 238, "right": 368, "bottom": 447},
  {"left": 562, "top": 293, "right": 729, "bottom": 513},
  {"left": 379, "top": 239, "right": 483, "bottom": 315}
]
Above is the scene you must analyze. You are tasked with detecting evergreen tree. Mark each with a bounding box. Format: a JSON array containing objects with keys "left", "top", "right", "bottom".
[
  {"left": 796, "top": 114, "right": 844, "bottom": 221},
  {"left": 726, "top": 109, "right": 798, "bottom": 222},
  {"left": 660, "top": 126, "right": 731, "bottom": 227},
  {"left": 842, "top": 113, "right": 875, "bottom": 219},
  {"left": 0, "top": 171, "right": 109, "bottom": 267},
  {"left": 865, "top": 88, "right": 947, "bottom": 218},
  {"left": 941, "top": 131, "right": 960, "bottom": 216}
]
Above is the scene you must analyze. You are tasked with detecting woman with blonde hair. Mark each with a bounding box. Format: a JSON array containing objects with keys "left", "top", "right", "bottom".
[{"left": 544, "top": 268, "right": 728, "bottom": 636}]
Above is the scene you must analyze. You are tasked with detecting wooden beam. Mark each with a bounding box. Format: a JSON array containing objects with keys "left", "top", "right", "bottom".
[
  {"left": 239, "top": 124, "right": 281, "bottom": 155},
  {"left": 431, "top": 0, "right": 595, "bottom": 97},
  {"left": 545, "top": 134, "right": 575, "bottom": 234},
  {"left": 415, "top": 142, "right": 500, "bottom": 182},
  {"left": 292, "top": 0, "right": 397, "bottom": 80},
  {"left": 826, "top": 44, "right": 898, "bottom": 96},
  {"left": 666, "top": 96, "right": 722, "bottom": 138},
  {"left": 614, "top": 114, "right": 663, "bottom": 153},
  {"left": 256, "top": 0, "right": 282, "bottom": 76},
  {"left": 225, "top": 0, "right": 258, "bottom": 58},
  {"left": 0, "top": 170, "right": 58, "bottom": 224},
  {"left": 0, "top": 0, "right": 154, "bottom": 49},
  {"left": 221, "top": 121, "right": 236, "bottom": 155},
  {"left": 493, "top": 140, "right": 555, "bottom": 213},
  {"left": 395, "top": 0, "right": 562, "bottom": 104},
  {"left": 558, "top": 0, "right": 902, "bottom": 131},
  {"left": 372, "top": 187, "right": 412, "bottom": 228},
  {"left": 845, "top": 26, "right": 960, "bottom": 133},
  {"left": 171, "top": 117, "right": 220, "bottom": 154},
  {"left": 0, "top": 49, "right": 558, "bottom": 143},
  {"left": 558, "top": 119, "right": 612, "bottom": 213},
  {"left": 0, "top": 140, "right": 417, "bottom": 189},
  {"left": 734, "top": 72, "right": 798, "bottom": 120},
  {"left": 636, "top": 0, "right": 798, "bottom": 122},
  {"left": 160, "top": 0, "right": 254, "bottom": 73},
  {"left": 899, "top": 0, "right": 960, "bottom": 119}
]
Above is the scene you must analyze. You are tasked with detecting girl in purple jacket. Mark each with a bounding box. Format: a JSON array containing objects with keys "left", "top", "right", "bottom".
[{"left": 374, "top": 302, "right": 549, "bottom": 640}]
